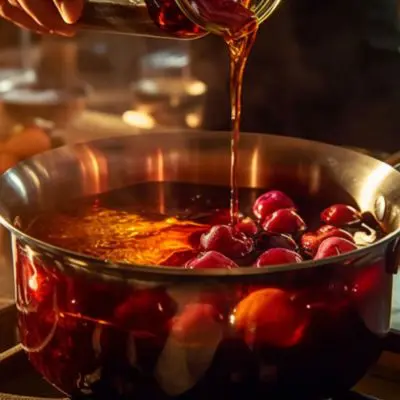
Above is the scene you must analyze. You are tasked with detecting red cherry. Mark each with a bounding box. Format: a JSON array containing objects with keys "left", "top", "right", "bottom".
[
  {"left": 314, "top": 237, "right": 358, "bottom": 260},
  {"left": 235, "top": 288, "right": 308, "bottom": 348},
  {"left": 114, "top": 289, "right": 176, "bottom": 334},
  {"left": 253, "top": 190, "right": 295, "bottom": 221},
  {"left": 161, "top": 250, "right": 198, "bottom": 267},
  {"left": 236, "top": 217, "right": 258, "bottom": 236},
  {"left": 185, "top": 251, "right": 239, "bottom": 269},
  {"left": 255, "top": 248, "right": 303, "bottom": 268},
  {"left": 255, "top": 232, "right": 298, "bottom": 252},
  {"left": 200, "top": 225, "right": 253, "bottom": 258},
  {"left": 321, "top": 204, "right": 362, "bottom": 226},
  {"left": 262, "top": 209, "right": 306, "bottom": 235},
  {"left": 301, "top": 225, "right": 354, "bottom": 256}
]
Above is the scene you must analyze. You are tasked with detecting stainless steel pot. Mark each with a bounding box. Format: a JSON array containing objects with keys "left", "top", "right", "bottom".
[{"left": 0, "top": 130, "right": 399, "bottom": 400}]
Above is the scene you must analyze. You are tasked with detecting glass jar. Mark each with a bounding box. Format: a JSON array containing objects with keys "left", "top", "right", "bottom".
[{"left": 77, "top": 0, "right": 282, "bottom": 39}]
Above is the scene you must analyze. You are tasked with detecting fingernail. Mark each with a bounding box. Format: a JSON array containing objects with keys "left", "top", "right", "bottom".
[{"left": 59, "top": 0, "right": 83, "bottom": 24}]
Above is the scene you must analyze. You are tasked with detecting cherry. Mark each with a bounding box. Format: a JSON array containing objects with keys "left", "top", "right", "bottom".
[
  {"left": 161, "top": 250, "right": 199, "bottom": 267},
  {"left": 236, "top": 216, "right": 258, "bottom": 236},
  {"left": 255, "top": 232, "right": 298, "bottom": 252},
  {"left": 185, "top": 250, "right": 239, "bottom": 269},
  {"left": 114, "top": 289, "right": 177, "bottom": 335},
  {"left": 262, "top": 209, "right": 306, "bottom": 235},
  {"left": 234, "top": 288, "right": 308, "bottom": 348},
  {"left": 321, "top": 204, "right": 362, "bottom": 226},
  {"left": 253, "top": 190, "right": 295, "bottom": 221},
  {"left": 301, "top": 225, "right": 354, "bottom": 256},
  {"left": 314, "top": 237, "right": 358, "bottom": 260},
  {"left": 200, "top": 225, "right": 253, "bottom": 258},
  {"left": 255, "top": 248, "right": 303, "bottom": 268}
]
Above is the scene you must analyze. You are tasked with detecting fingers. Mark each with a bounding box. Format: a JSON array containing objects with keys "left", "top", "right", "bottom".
[
  {"left": 15, "top": 0, "right": 76, "bottom": 35},
  {"left": 0, "top": 0, "right": 48, "bottom": 34},
  {"left": 0, "top": 0, "right": 79, "bottom": 36},
  {"left": 53, "top": 0, "right": 83, "bottom": 24}
]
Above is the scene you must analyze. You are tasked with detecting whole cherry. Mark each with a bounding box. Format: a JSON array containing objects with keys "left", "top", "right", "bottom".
[
  {"left": 314, "top": 237, "right": 358, "bottom": 260},
  {"left": 262, "top": 208, "right": 306, "bottom": 236},
  {"left": 114, "top": 289, "right": 177, "bottom": 334},
  {"left": 321, "top": 204, "right": 362, "bottom": 226},
  {"left": 253, "top": 190, "right": 295, "bottom": 221},
  {"left": 185, "top": 251, "right": 239, "bottom": 269},
  {"left": 236, "top": 216, "right": 258, "bottom": 236},
  {"left": 234, "top": 288, "right": 308, "bottom": 348},
  {"left": 200, "top": 225, "right": 253, "bottom": 258},
  {"left": 301, "top": 225, "right": 354, "bottom": 256},
  {"left": 255, "top": 232, "right": 298, "bottom": 252},
  {"left": 255, "top": 248, "right": 303, "bottom": 268}
]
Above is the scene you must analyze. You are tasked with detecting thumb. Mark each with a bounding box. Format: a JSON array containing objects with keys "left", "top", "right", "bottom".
[{"left": 54, "top": 0, "right": 84, "bottom": 24}]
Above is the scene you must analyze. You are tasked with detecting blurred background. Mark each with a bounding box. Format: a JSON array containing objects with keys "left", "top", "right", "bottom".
[{"left": 0, "top": 0, "right": 400, "bottom": 321}]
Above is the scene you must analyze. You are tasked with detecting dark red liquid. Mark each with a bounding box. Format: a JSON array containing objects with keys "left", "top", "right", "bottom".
[
  {"left": 78, "top": 0, "right": 205, "bottom": 38},
  {"left": 16, "top": 182, "right": 390, "bottom": 400}
]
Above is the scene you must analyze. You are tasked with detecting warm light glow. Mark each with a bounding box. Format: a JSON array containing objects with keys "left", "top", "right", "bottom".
[
  {"left": 122, "top": 110, "right": 156, "bottom": 130},
  {"left": 157, "top": 149, "right": 165, "bottom": 214},
  {"left": 28, "top": 274, "right": 39, "bottom": 292},
  {"left": 186, "top": 80, "right": 207, "bottom": 96},
  {"left": 77, "top": 145, "right": 108, "bottom": 195},
  {"left": 185, "top": 112, "right": 201, "bottom": 128},
  {"left": 250, "top": 148, "right": 259, "bottom": 188}
]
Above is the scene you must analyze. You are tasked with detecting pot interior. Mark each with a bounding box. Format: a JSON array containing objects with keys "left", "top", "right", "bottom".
[{"left": 0, "top": 131, "right": 399, "bottom": 239}]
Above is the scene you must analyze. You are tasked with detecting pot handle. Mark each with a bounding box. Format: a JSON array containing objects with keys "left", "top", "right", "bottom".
[
  {"left": 384, "top": 151, "right": 400, "bottom": 172},
  {"left": 382, "top": 152, "right": 400, "bottom": 274},
  {"left": 381, "top": 153, "right": 400, "bottom": 351}
]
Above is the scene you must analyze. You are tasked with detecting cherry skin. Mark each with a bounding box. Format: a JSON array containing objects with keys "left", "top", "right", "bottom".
[
  {"left": 255, "top": 232, "right": 298, "bottom": 253},
  {"left": 314, "top": 237, "right": 358, "bottom": 260},
  {"left": 301, "top": 225, "right": 355, "bottom": 256},
  {"left": 234, "top": 288, "right": 308, "bottom": 348},
  {"left": 262, "top": 208, "right": 306, "bottom": 235},
  {"left": 255, "top": 248, "right": 303, "bottom": 268},
  {"left": 236, "top": 216, "right": 258, "bottom": 236},
  {"left": 253, "top": 190, "right": 295, "bottom": 221},
  {"left": 185, "top": 250, "right": 239, "bottom": 269},
  {"left": 321, "top": 204, "right": 362, "bottom": 226},
  {"left": 200, "top": 225, "right": 253, "bottom": 258},
  {"left": 114, "top": 289, "right": 177, "bottom": 334}
]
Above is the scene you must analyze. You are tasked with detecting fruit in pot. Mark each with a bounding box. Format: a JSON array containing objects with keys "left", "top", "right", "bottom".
[
  {"left": 185, "top": 251, "right": 239, "bottom": 269},
  {"left": 253, "top": 190, "right": 295, "bottom": 221},
  {"left": 200, "top": 225, "right": 253, "bottom": 258},
  {"left": 314, "top": 237, "right": 358, "bottom": 260},
  {"left": 321, "top": 204, "right": 362, "bottom": 226},
  {"left": 255, "top": 232, "right": 298, "bottom": 252},
  {"left": 234, "top": 288, "right": 308, "bottom": 348},
  {"left": 301, "top": 225, "right": 355, "bottom": 256},
  {"left": 236, "top": 217, "right": 258, "bottom": 236},
  {"left": 255, "top": 248, "right": 303, "bottom": 268},
  {"left": 262, "top": 209, "right": 306, "bottom": 235}
]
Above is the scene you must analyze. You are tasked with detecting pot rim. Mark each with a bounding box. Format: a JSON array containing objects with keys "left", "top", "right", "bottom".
[{"left": 2, "top": 131, "right": 400, "bottom": 278}]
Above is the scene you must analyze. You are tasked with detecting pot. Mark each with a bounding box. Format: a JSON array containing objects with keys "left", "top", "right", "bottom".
[{"left": 0, "top": 130, "right": 399, "bottom": 400}]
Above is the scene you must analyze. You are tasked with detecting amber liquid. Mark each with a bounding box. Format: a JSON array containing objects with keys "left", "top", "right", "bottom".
[
  {"left": 192, "top": 0, "right": 259, "bottom": 225},
  {"left": 80, "top": 0, "right": 258, "bottom": 225},
  {"left": 79, "top": 0, "right": 205, "bottom": 38},
  {"left": 227, "top": 28, "right": 258, "bottom": 225}
]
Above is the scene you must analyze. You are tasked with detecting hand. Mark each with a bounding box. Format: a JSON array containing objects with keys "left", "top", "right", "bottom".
[{"left": 0, "top": 0, "right": 83, "bottom": 36}]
